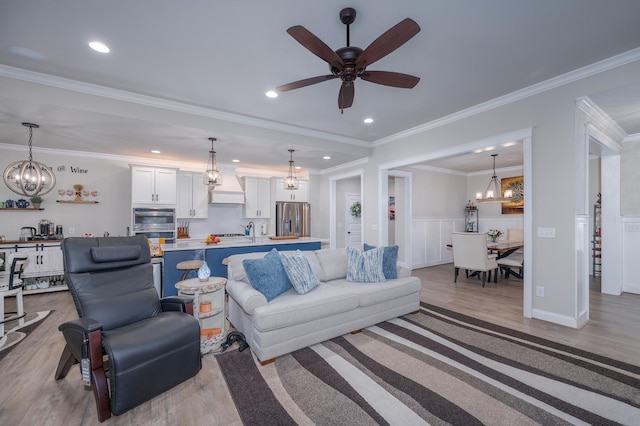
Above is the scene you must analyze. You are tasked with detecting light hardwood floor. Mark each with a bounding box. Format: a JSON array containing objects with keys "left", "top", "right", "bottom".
[{"left": 1, "top": 264, "right": 638, "bottom": 425}]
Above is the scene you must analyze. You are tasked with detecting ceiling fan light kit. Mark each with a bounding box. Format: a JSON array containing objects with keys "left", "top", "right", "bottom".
[
  {"left": 3, "top": 122, "right": 56, "bottom": 197},
  {"left": 204, "top": 137, "right": 223, "bottom": 188},
  {"left": 277, "top": 8, "right": 421, "bottom": 110},
  {"left": 284, "top": 149, "right": 299, "bottom": 190},
  {"left": 476, "top": 154, "right": 513, "bottom": 203}
]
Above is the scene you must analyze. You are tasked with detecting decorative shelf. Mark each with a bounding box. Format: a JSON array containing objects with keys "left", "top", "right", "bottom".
[
  {"left": 56, "top": 200, "right": 99, "bottom": 204},
  {"left": 1, "top": 207, "right": 44, "bottom": 211}
]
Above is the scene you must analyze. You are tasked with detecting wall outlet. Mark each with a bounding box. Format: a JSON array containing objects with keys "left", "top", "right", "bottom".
[
  {"left": 68, "top": 227, "right": 75, "bottom": 235},
  {"left": 536, "top": 286, "right": 545, "bottom": 297}
]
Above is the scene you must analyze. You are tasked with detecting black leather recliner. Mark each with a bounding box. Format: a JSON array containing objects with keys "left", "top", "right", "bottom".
[{"left": 55, "top": 235, "right": 201, "bottom": 422}]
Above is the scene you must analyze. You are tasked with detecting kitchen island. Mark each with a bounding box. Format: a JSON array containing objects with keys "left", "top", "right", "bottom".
[{"left": 161, "top": 237, "right": 323, "bottom": 296}]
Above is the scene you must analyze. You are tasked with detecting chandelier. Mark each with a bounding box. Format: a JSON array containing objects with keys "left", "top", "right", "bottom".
[
  {"left": 3, "top": 122, "right": 56, "bottom": 197},
  {"left": 476, "top": 154, "right": 513, "bottom": 203},
  {"left": 283, "top": 149, "right": 299, "bottom": 190},
  {"left": 204, "top": 137, "right": 222, "bottom": 188}
]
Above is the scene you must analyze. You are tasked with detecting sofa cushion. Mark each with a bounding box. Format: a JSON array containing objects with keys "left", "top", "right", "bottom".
[
  {"left": 228, "top": 252, "right": 269, "bottom": 283},
  {"left": 279, "top": 250, "right": 319, "bottom": 294},
  {"left": 242, "top": 249, "right": 292, "bottom": 302},
  {"left": 327, "top": 276, "right": 422, "bottom": 308},
  {"left": 364, "top": 243, "right": 399, "bottom": 279},
  {"left": 279, "top": 250, "right": 324, "bottom": 282},
  {"left": 346, "top": 247, "right": 386, "bottom": 283},
  {"left": 252, "top": 283, "right": 358, "bottom": 332},
  {"left": 314, "top": 248, "right": 348, "bottom": 281}
]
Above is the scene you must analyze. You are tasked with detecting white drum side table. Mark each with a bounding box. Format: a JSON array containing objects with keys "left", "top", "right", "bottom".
[{"left": 175, "top": 276, "right": 226, "bottom": 354}]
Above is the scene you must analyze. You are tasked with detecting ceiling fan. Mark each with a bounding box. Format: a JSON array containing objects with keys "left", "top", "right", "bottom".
[{"left": 277, "top": 7, "right": 421, "bottom": 110}]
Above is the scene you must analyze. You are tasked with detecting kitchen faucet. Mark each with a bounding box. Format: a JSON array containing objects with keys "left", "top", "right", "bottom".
[{"left": 247, "top": 221, "right": 255, "bottom": 243}]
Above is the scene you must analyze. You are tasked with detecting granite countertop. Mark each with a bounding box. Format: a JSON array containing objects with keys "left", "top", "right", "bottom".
[
  {"left": 162, "top": 236, "right": 326, "bottom": 252},
  {"left": 0, "top": 239, "right": 63, "bottom": 245}
]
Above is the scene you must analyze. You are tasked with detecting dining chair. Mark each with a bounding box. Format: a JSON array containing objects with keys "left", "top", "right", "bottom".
[
  {"left": 500, "top": 228, "right": 524, "bottom": 279},
  {"left": 451, "top": 232, "right": 498, "bottom": 287},
  {"left": 0, "top": 253, "right": 29, "bottom": 337}
]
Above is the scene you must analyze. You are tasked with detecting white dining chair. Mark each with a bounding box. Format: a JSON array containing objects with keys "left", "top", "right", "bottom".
[
  {"left": 500, "top": 228, "right": 524, "bottom": 279},
  {"left": 1, "top": 253, "right": 29, "bottom": 337},
  {"left": 451, "top": 232, "right": 498, "bottom": 287}
]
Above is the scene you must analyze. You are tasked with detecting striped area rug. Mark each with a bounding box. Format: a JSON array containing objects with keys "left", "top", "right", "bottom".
[{"left": 216, "top": 303, "right": 640, "bottom": 425}]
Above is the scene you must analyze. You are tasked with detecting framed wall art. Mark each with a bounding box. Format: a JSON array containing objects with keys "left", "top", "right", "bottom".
[{"left": 501, "top": 176, "right": 524, "bottom": 214}]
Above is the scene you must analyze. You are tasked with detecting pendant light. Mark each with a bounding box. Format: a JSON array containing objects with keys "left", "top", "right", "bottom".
[
  {"left": 283, "top": 149, "right": 299, "bottom": 190},
  {"left": 3, "top": 122, "right": 56, "bottom": 197},
  {"left": 476, "top": 154, "right": 513, "bottom": 203},
  {"left": 204, "top": 137, "right": 222, "bottom": 188}
]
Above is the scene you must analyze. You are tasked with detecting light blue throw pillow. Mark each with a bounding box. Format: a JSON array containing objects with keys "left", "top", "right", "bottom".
[
  {"left": 364, "top": 243, "right": 399, "bottom": 279},
  {"left": 279, "top": 250, "right": 320, "bottom": 294},
  {"left": 242, "top": 249, "right": 291, "bottom": 302},
  {"left": 346, "top": 246, "right": 386, "bottom": 283}
]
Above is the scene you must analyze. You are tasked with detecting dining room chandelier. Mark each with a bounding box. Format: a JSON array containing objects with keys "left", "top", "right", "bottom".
[
  {"left": 204, "top": 137, "right": 222, "bottom": 188},
  {"left": 476, "top": 154, "right": 513, "bottom": 203},
  {"left": 3, "top": 122, "right": 56, "bottom": 197},
  {"left": 283, "top": 149, "right": 299, "bottom": 190}
]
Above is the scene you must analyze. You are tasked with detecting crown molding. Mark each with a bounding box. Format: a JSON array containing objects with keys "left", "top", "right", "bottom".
[
  {"left": 0, "top": 64, "right": 370, "bottom": 148},
  {"left": 576, "top": 96, "right": 627, "bottom": 143},
  {"left": 375, "top": 47, "right": 640, "bottom": 146},
  {"left": 319, "top": 157, "right": 369, "bottom": 175},
  {"left": 624, "top": 133, "right": 640, "bottom": 143}
]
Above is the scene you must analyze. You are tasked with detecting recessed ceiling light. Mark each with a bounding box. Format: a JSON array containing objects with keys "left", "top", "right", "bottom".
[
  {"left": 265, "top": 90, "right": 278, "bottom": 98},
  {"left": 8, "top": 45, "right": 45, "bottom": 61},
  {"left": 232, "top": 159, "right": 240, "bottom": 163},
  {"left": 363, "top": 117, "right": 374, "bottom": 124},
  {"left": 323, "top": 156, "right": 331, "bottom": 160},
  {"left": 151, "top": 150, "right": 161, "bottom": 154},
  {"left": 89, "top": 41, "right": 110, "bottom": 53}
]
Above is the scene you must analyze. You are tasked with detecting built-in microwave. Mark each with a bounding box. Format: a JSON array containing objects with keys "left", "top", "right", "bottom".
[{"left": 132, "top": 208, "right": 176, "bottom": 243}]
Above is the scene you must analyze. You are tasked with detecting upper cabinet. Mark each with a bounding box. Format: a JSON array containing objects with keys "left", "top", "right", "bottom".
[
  {"left": 131, "top": 165, "right": 177, "bottom": 205},
  {"left": 242, "top": 177, "right": 271, "bottom": 218},
  {"left": 176, "top": 172, "right": 208, "bottom": 219},
  {"left": 273, "top": 178, "right": 308, "bottom": 202}
]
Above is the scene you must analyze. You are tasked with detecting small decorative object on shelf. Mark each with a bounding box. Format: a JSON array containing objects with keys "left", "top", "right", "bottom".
[
  {"left": 198, "top": 261, "right": 211, "bottom": 282},
  {"left": 464, "top": 205, "right": 478, "bottom": 232},
  {"left": 29, "top": 195, "right": 43, "bottom": 209},
  {"left": 350, "top": 201, "right": 361, "bottom": 218},
  {"left": 487, "top": 229, "right": 503, "bottom": 242},
  {"left": 56, "top": 185, "right": 99, "bottom": 203}
]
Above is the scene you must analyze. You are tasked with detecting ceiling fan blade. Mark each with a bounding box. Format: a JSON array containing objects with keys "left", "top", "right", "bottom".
[
  {"left": 356, "top": 18, "right": 420, "bottom": 69},
  {"left": 287, "top": 26, "right": 344, "bottom": 69},
  {"left": 277, "top": 74, "right": 338, "bottom": 92},
  {"left": 360, "top": 70, "right": 420, "bottom": 88},
  {"left": 338, "top": 82, "right": 354, "bottom": 109}
]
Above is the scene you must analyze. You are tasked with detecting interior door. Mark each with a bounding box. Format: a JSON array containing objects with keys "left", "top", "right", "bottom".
[{"left": 345, "top": 193, "right": 362, "bottom": 248}]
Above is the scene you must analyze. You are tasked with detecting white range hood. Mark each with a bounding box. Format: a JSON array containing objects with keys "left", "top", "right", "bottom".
[{"left": 208, "top": 166, "right": 245, "bottom": 204}]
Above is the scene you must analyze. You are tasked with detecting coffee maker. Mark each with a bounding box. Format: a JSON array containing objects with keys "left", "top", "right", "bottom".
[{"left": 37, "top": 219, "right": 60, "bottom": 239}]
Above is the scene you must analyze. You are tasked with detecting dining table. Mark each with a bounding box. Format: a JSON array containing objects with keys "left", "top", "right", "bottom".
[{"left": 486, "top": 240, "right": 524, "bottom": 259}]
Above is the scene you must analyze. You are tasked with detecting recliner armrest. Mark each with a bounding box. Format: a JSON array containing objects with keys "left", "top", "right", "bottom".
[
  {"left": 58, "top": 318, "right": 103, "bottom": 334},
  {"left": 160, "top": 296, "right": 194, "bottom": 313}
]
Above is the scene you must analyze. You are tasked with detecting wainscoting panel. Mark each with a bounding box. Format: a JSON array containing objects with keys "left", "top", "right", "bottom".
[
  {"left": 622, "top": 216, "right": 640, "bottom": 294},
  {"left": 411, "top": 216, "right": 524, "bottom": 269},
  {"left": 411, "top": 218, "right": 462, "bottom": 269}
]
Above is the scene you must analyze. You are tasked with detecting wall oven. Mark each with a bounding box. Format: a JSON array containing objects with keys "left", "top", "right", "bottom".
[{"left": 132, "top": 208, "right": 176, "bottom": 243}]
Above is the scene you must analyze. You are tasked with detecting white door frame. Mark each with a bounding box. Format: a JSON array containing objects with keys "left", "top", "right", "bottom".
[
  {"left": 329, "top": 168, "right": 364, "bottom": 249},
  {"left": 378, "top": 127, "right": 533, "bottom": 317},
  {"left": 345, "top": 193, "right": 362, "bottom": 248}
]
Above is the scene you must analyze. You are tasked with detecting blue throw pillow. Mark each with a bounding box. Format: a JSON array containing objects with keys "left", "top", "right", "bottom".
[
  {"left": 279, "top": 250, "right": 319, "bottom": 294},
  {"left": 364, "top": 243, "right": 399, "bottom": 279},
  {"left": 242, "top": 249, "right": 291, "bottom": 302},
  {"left": 347, "top": 246, "right": 386, "bottom": 283}
]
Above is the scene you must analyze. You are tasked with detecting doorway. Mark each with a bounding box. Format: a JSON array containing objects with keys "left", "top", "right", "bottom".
[
  {"left": 329, "top": 170, "right": 364, "bottom": 249},
  {"left": 345, "top": 193, "right": 362, "bottom": 248}
]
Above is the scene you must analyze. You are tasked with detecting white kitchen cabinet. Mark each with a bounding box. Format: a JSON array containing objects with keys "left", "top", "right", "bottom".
[
  {"left": 177, "top": 172, "right": 208, "bottom": 219},
  {"left": 131, "top": 165, "right": 177, "bottom": 205},
  {"left": 273, "top": 178, "right": 308, "bottom": 202},
  {"left": 243, "top": 177, "right": 271, "bottom": 218}
]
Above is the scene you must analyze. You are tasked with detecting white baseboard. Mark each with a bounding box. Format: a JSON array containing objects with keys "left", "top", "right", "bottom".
[{"left": 531, "top": 308, "right": 580, "bottom": 329}]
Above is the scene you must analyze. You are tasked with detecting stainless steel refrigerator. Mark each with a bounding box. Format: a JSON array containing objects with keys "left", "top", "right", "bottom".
[{"left": 276, "top": 201, "right": 311, "bottom": 237}]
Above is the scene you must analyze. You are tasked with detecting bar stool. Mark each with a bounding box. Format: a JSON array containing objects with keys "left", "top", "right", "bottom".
[
  {"left": 1, "top": 253, "right": 29, "bottom": 337},
  {"left": 176, "top": 260, "right": 204, "bottom": 281}
]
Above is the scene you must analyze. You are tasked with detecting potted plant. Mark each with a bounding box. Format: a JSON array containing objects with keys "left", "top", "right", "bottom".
[{"left": 29, "top": 195, "right": 43, "bottom": 209}]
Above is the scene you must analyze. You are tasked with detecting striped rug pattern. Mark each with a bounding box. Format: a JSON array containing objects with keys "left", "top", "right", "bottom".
[{"left": 216, "top": 303, "right": 640, "bottom": 425}]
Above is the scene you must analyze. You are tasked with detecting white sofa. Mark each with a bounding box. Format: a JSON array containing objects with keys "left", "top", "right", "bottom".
[{"left": 226, "top": 248, "right": 422, "bottom": 363}]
